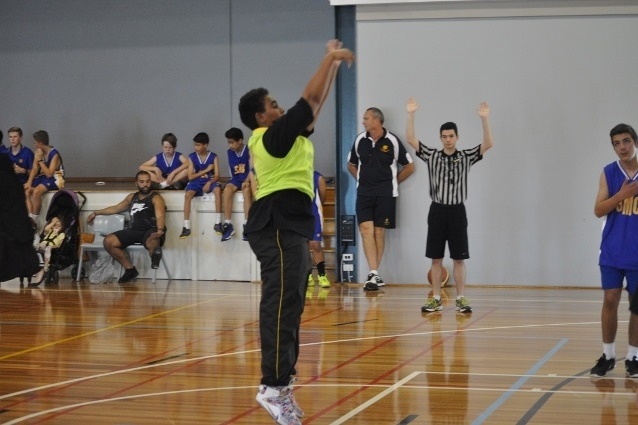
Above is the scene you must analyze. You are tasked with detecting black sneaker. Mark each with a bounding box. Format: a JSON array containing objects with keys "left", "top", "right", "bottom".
[
  {"left": 151, "top": 247, "right": 162, "bottom": 269},
  {"left": 118, "top": 267, "right": 139, "bottom": 283},
  {"left": 221, "top": 223, "right": 235, "bottom": 241},
  {"left": 213, "top": 223, "right": 223, "bottom": 235},
  {"left": 242, "top": 224, "right": 248, "bottom": 241},
  {"left": 626, "top": 356, "right": 638, "bottom": 378},
  {"left": 363, "top": 281, "right": 379, "bottom": 291},
  {"left": 591, "top": 354, "right": 615, "bottom": 377},
  {"left": 179, "top": 227, "right": 191, "bottom": 239}
]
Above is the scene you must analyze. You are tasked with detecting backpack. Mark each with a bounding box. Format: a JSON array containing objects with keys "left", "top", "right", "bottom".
[{"left": 89, "top": 254, "right": 114, "bottom": 284}]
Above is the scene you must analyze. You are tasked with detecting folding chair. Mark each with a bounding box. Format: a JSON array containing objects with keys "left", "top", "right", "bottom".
[
  {"left": 77, "top": 214, "right": 171, "bottom": 283},
  {"left": 76, "top": 214, "right": 125, "bottom": 281}
]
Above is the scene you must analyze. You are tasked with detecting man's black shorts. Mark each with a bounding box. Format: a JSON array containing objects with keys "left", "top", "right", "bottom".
[
  {"left": 112, "top": 228, "right": 165, "bottom": 249},
  {"left": 426, "top": 203, "right": 469, "bottom": 260},
  {"left": 356, "top": 195, "right": 396, "bottom": 228}
]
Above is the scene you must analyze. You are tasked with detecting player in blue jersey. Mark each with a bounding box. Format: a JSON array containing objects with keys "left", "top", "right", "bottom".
[
  {"left": 6, "top": 127, "right": 34, "bottom": 185},
  {"left": 25, "top": 130, "right": 63, "bottom": 227},
  {"left": 139, "top": 133, "right": 188, "bottom": 189},
  {"left": 220, "top": 127, "right": 252, "bottom": 241},
  {"left": 179, "top": 132, "right": 221, "bottom": 238},
  {"left": 591, "top": 123, "right": 638, "bottom": 378},
  {"left": 0, "top": 130, "right": 5, "bottom": 154},
  {"left": 307, "top": 170, "right": 330, "bottom": 288}
]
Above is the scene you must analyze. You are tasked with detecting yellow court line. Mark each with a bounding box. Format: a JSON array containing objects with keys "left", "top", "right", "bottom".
[{"left": 0, "top": 294, "right": 236, "bottom": 362}]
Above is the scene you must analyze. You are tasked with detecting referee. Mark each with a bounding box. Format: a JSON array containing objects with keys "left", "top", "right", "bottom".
[{"left": 405, "top": 97, "right": 493, "bottom": 314}]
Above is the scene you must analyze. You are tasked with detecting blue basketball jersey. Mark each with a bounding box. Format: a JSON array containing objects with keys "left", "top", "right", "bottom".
[
  {"left": 600, "top": 161, "right": 638, "bottom": 269},
  {"left": 155, "top": 151, "right": 184, "bottom": 177},
  {"left": 7, "top": 145, "right": 34, "bottom": 184},
  {"left": 188, "top": 151, "right": 216, "bottom": 181},
  {"left": 227, "top": 145, "right": 250, "bottom": 182},
  {"left": 312, "top": 171, "right": 323, "bottom": 222}
]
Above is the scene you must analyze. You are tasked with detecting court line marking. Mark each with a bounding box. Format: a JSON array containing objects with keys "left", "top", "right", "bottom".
[
  {"left": 471, "top": 338, "right": 568, "bottom": 425},
  {"left": 516, "top": 368, "right": 590, "bottom": 424},
  {"left": 2, "top": 378, "right": 632, "bottom": 425},
  {"left": 0, "top": 320, "right": 600, "bottom": 402},
  {"left": 328, "top": 372, "right": 421, "bottom": 425},
  {"left": 0, "top": 294, "right": 236, "bottom": 362}
]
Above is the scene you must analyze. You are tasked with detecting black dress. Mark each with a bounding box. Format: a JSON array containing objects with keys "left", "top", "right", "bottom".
[{"left": 0, "top": 154, "right": 40, "bottom": 282}]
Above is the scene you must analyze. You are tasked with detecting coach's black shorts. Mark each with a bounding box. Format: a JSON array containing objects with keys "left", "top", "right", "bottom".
[
  {"left": 356, "top": 195, "right": 396, "bottom": 229},
  {"left": 112, "top": 228, "right": 166, "bottom": 249},
  {"left": 426, "top": 203, "right": 468, "bottom": 260}
]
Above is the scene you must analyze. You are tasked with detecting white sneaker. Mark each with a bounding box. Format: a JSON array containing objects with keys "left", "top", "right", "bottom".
[
  {"left": 289, "top": 377, "right": 304, "bottom": 418},
  {"left": 365, "top": 272, "right": 385, "bottom": 287},
  {"left": 256, "top": 385, "right": 301, "bottom": 425}
]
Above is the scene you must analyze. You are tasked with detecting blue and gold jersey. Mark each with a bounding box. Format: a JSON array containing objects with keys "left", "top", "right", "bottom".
[{"left": 600, "top": 161, "right": 638, "bottom": 269}]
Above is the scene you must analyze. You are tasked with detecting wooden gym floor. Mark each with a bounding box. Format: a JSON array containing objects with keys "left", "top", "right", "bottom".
[{"left": 0, "top": 278, "right": 634, "bottom": 424}]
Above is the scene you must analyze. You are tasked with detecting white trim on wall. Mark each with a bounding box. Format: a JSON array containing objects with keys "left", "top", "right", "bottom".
[{"left": 329, "top": 0, "right": 638, "bottom": 19}]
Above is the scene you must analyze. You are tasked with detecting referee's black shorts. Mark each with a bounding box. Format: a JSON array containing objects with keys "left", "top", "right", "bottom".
[{"left": 426, "top": 202, "right": 469, "bottom": 260}]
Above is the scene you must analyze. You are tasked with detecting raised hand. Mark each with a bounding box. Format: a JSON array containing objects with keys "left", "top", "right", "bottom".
[
  {"left": 406, "top": 97, "right": 420, "bottom": 113},
  {"left": 477, "top": 102, "right": 490, "bottom": 118}
]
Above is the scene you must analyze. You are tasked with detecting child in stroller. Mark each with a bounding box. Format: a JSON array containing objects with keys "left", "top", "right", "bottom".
[
  {"left": 25, "top": 190, "right": 82, "bottom": 286},
  {"left": 32, "top": 216, "right": 65, "bottom": 282}
]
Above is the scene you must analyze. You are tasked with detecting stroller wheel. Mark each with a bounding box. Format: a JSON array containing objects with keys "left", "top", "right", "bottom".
[
  {"left": 71, "top": 265, "right": 85, "bottom": 281},
  {"left": 44, "top": 269, "right": 58, "bottom": 286}
]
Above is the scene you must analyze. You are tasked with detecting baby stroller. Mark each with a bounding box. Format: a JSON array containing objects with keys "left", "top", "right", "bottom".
[{"left": 27, "top": 190, "right": 85, "bottom": 285}]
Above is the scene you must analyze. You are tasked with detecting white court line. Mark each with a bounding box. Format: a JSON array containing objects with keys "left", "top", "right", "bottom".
[
  {"left": 3, "top": 378, "right": 633, "bottom": 425},
  {"left": 328, "top": 371, "right": 421, "bottom": 425},
  {"left": 0, "top": 320, "right": 604, "bottom": 402}
]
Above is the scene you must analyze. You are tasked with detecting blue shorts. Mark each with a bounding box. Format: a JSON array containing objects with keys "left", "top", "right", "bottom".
[
  {"left": 311, "top": 213, "right": 323, "bottom": 242},
  {"left": 226, "top": 177, "right": 246, "bottom": 190},
  {"left": 600, "top": 265, "right": 638, "bottom": 295},
  {"left": 186, "top": 179, "right": 220, "bottom": 197},
  {"left": 32, "top": 175, "right": 59, "bottom": 191}
]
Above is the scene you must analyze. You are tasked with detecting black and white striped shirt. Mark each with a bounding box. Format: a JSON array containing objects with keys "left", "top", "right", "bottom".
[{"left": 416, "top": 142, "right": 482, "bottom": 205}]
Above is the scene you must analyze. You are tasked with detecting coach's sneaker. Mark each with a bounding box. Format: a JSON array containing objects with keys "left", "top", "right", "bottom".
[
  {"left": 179, "top": 227, "right": 191, "bottom": 239},
  {"left": 307, "top": 274, "right": 315, "bottom": 287},
  {"left": 591, "top": 354, "right": 616, "bottom": 377},
  {"left": 317, "top": 274, "right": 331, "bottom": 288},
  {"left": 455, "top": 296, "right": 473, "bottom": 313},
  {"left": 221, "top": 223, "right": 235, "bottom": 241},
  {"left": 118, "top": 267, "right": 139, "bottom": 283},
  {"left": 151, "top": 247, "right": 162, "bottom": 269},
  {"left": 256, "top": 385, "right": 301, "bottom": 425},
  {"left": 363, "top": 280, "right": 379, "bottom": 291},
  {"left": 213, "top": 223, "right": 223, "bottom": 235},
  {"left": 626, "top": 356, "right": 638, "bottom": 378},
  {"left": 421, "top": 297, "right": 443, "bottom": 313}
]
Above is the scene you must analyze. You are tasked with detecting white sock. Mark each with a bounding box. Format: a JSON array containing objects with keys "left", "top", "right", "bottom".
[
  {"left": 214, "top": 213, "right": 220, "bottom": 223},
  {"left": 627, "top": 345, "right": 638, "bottom": 360},
  {"left": 457, "top": 295, "right": 465, "bottom": 300},
  {"left": 603, "top": 343, "right": 615, "bottom": 359},
  {"left": 370, "top": 269, "right": 378, "bottom": 276},
  {"left": 433, "top": 295, "right": 441, "bottom": 301},
  {"left": 224, "top": 219, "right": 231, "bottom": 224},
  {"left": 159, "top": 181, "right": 169, "bottom": 189},
  {"left": 184, "top": 220, "right": 191, "bottom": 229}
]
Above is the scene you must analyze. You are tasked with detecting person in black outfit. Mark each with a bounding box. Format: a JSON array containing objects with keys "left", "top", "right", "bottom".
[
  {"left": 86, "top": 171, "right": 166, "bottom": 283},
  {"left": 238, "top": 40, "right": 354, "bottom": 425},
  {"left": 0, "top": 153, "right": 40, "bottom": 283}
]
